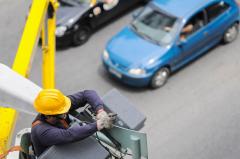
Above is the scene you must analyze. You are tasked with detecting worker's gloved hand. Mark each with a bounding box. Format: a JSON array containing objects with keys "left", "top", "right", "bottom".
[
  {"left": 96, "top": 119, "right": 105, "bottom": 130},
  {"left": 97, "top": 109, "right": 113, "bottom": 129},
  {"left": 97, "top": 109, "right": 108, "bottom": 120}
]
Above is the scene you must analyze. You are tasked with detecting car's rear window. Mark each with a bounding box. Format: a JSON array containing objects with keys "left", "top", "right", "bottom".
[{"left": 206, "top": 1, "right": 230, "bottom": 22}]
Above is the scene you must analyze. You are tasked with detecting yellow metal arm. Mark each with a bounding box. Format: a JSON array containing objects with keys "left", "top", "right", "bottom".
[
  {"left": 42, "top": 0, "right": 59, "bottom": 88},
  {"left": 90, "top": 0, "right": 97, "bottom": 6},
  {"left": 0, "top": 0, "right": 59, "bottom": 156},
  {"left": 12, "top": 0, "right": 49, "bottom": 78},
  {"left": 0, "top": 107, "right": 17, "bottom": 156},
  {"left": 12, "top": 0, "right": 58, "bottom": 89}
]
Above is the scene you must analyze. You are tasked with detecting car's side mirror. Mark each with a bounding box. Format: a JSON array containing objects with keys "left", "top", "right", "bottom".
[{"left": 132, "top": 7, "right": 143, "bottom": 19}]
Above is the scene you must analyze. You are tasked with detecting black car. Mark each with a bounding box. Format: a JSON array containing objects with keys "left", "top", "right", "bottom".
[{"left": 56, "top": 0, "right": 149, "bottom": 47}]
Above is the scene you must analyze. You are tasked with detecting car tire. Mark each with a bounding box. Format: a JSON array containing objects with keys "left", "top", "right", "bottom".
[
  {"left": 223, "top": 23, "right": 239, "bottom": 44},
  {"left": 72, "top": 27, "right": 91, "bottom": 46},
  {"left": 150, "top": 67, "right": 170, "bottom": 89}
]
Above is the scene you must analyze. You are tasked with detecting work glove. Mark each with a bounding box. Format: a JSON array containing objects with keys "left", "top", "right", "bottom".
[
  {"left": 96, "top": 117, "right": 113, "bottom": 130},
  {"left": 96, "top": 110, "right": 114, "bottom": 129},
  {"left": 96, "top": 119, "right": 105, "bottom": 130},
  {"left": 97, "top": 109, "right": 108, "bottom": 120}
]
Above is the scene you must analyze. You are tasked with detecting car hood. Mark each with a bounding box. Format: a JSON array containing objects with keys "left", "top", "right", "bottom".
[
  {"left": 107, "top": 27, "right": 168, "bottom": 68},
  {"left": 57, "top": 4, "right": 90, "bottom": 27}
]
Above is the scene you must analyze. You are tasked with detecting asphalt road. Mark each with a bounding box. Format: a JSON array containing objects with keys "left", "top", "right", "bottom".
[{"left": 1, "top": 1, "right": 240, "bottom": 159}]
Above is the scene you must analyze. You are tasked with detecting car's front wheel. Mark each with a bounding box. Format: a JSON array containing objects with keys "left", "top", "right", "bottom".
[
  {"left": 72, "top": 27, "right": 91, "bottom": 46},
  {"left": 223, "top": 23, "right": 239, "bottom": 44},
  {"left": 150, "top": 67, "right": 170, "bottom": 89}
]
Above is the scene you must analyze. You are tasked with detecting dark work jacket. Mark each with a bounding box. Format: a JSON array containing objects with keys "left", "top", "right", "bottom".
[{"left": 31, "top": 90, "right": 104, "bottom": 157}]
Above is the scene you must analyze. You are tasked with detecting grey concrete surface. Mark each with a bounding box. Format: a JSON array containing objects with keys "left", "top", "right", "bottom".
[{"left": 1, "top": 1, "right": 240, "bottom": 159}]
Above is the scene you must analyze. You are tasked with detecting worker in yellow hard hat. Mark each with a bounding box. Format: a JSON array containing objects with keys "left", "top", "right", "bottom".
[{"left": 31, "top": 89, "right": 112, "bottom": 157}]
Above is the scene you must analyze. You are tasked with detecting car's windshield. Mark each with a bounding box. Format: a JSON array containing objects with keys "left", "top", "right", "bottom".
[{"left": 131, "top": 6, "right": 178, "bottom": 45}]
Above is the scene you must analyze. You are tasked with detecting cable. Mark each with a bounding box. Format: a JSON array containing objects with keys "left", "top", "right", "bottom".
[
  {"left": 95, "top": 132, "right": 133, "bottom": 159},
  {"left": 95, "top": 132, "right": 121, "bottom": 158},
  {"left": 73, "top": 107, "right": 133, "bottom": 158}
]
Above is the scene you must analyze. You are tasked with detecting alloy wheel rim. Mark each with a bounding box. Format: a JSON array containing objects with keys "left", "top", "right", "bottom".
[
  {"left": 226, "top": 25, "right": 238, "bottom": 42},
  {"left": 154, "top": 69, "right": 168, "bottom": 86}
]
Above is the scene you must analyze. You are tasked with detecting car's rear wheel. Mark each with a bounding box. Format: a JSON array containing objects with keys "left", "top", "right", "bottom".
[
  {"left": 150, "top": 67, "right": 170, "bottom": 89},
  {"left": 72, "top": 27, "right": 91, "bottom": 46},
  {"left": 223, "top": 23, "right": 239, "bottom": 44}
]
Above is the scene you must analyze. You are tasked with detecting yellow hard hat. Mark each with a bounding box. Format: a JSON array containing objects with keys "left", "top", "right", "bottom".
[{"left": 34, "top": 89, "right": 71, "bottom": 115}]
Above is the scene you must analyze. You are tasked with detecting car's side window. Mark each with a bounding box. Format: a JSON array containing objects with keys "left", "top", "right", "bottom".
[
  {"left": 205, "top": 1, "right": 230, "bottom": 22},
  {"left": 180, "top": 11, "right": 205, "bottom": 41}
]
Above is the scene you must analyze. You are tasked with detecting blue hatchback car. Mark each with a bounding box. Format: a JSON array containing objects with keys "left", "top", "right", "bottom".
[{"left": 102, "top": 0, "right": 240, "bottom": 88}]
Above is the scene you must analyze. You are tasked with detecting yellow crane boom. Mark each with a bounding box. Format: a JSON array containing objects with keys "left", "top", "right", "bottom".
[
  {"left": 1, "top": 0, "right": 59, "bottom": 155},
  {"left": 0, "top": 0, "right": 97, "bottom": 155},
  {"left": 12, "top": 0, "right": 58, "bottom": 88}
]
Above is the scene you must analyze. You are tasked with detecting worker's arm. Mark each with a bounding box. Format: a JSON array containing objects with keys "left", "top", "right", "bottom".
[
  {"left": 68, "top": 90, "right": 104, "bottom": 112},
  {"left": 34, "top": 122, "right": 98, "bottom": 146}
]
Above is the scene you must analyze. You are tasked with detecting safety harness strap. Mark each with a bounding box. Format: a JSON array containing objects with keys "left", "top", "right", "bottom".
[
  {"left": 32, "top": 120, "right": 42, "bottom": 128},
  {"left": 0, "top": 146, "right": 24, "bottom": 159},
  {"left": 33, "top": 118, "right": 69, "bottom": 129}
]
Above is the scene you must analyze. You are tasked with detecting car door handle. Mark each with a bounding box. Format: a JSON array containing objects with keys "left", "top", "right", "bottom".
[{"left": 204, "top": 31, "right": 208, "bottom": 36}]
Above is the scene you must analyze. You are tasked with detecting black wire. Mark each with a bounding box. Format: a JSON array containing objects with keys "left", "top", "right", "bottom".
[
  {"left": 95, "top": 132, "right": 134, "bottom": 159},
  {"left": 96, "top": 132, "right": 116, "bottom": 157},
  {"left": 74, "top": 107, "right": 133, "bottom": 158},
  {"left": 95, "top": 132, "right": 120, "bottom": 158}
]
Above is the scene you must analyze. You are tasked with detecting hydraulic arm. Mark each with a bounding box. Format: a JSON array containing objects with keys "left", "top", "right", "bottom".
[
  {"left": 1, "top": 0, "right": 59, "bottom": 155},
  {"left": 12, "top": 0, "right": 58, "bottom": 88}
]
